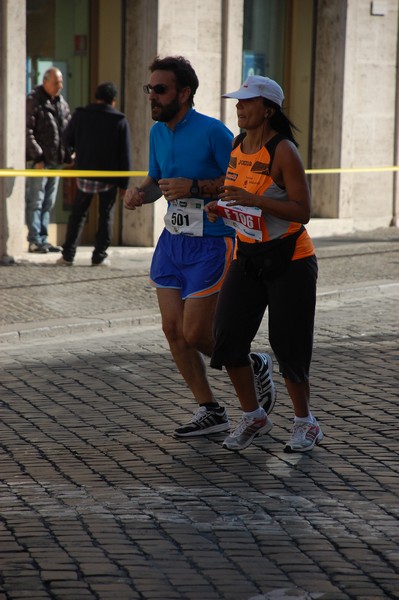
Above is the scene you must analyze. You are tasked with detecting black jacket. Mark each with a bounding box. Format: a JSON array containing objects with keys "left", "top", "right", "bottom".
[
  {"left": 26, "top": 85, "right": 71, "bottom": 164},
  {"left": 62, "top": 102, "right": 132, "bottom": 189}
]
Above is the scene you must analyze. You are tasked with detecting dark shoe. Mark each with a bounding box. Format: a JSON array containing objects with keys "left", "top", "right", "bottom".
[
  {"left": 43, "top": 243, "right": 61, "bottom": 253},
  {"left": 92, "top": 251, "right": 108, "bottom": 266},
  {"left": 174, "top": 406, "right": 230, "bottom": 437},
  {"left": 250, "top": 352, "right": 277, "bottom": 415},
  {"left": 28, "top": 243, "right": 48, "bottom": 254},
  {"left": 92, "top": 257, "right": 110, "bottom": 267}
]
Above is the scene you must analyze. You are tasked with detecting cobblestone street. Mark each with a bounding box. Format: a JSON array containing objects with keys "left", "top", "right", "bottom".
[{"left": 0, "top": 284, "right": 397, "bottom": 600}]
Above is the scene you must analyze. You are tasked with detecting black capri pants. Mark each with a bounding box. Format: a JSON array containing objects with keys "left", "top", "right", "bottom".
[{"left": 210, "top": 255, "right": 318, "bottom": 383}]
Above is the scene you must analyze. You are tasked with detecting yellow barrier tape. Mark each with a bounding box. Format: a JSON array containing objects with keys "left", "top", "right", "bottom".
[
  {"left": 305, "top": 166, "right": 399, "bottom": 174},
  {"left": 0, "top": 169, "right": 147, "bottom": 177},
  {"left": 0, "top": 166, "right": 398, "bottom": 177}
]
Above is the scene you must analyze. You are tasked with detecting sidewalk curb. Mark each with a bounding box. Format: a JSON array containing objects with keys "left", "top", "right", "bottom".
[
  {"left": 316, "top": 280, "right": 399, "bottom": 302},
  {"left": 0, "top": 311, "right": 160, "bottom": 345},
  {"left": 1, "top": 280, "right": 398, "bottom": 346}
]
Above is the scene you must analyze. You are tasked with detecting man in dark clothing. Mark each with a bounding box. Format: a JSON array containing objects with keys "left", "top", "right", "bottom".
[
  {"left": 25, "top": 67, "right": 71, "bottom": 253},
  {"left": 56, "top": 82, "right": 132, "bottom": 266}
]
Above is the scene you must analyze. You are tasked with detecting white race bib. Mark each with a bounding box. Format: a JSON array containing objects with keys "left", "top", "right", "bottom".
[
  {"left": 217, "top": 200, "right": 263, "bottom": 241},
  {"left": 164, "top": 198, "right": 204, "bottom": 236}
]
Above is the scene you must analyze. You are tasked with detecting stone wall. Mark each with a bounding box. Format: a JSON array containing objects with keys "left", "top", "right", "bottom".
[
  {"left": 311, "top": 0, "right": 398, "bottom": 232},
  {"left": 0, "top": 0, "right": 26, "bottom": 262}
]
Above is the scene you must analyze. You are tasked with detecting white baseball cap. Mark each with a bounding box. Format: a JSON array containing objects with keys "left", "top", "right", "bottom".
[{"left": 222, "top": 75, "right": 284, "bottom": 107}]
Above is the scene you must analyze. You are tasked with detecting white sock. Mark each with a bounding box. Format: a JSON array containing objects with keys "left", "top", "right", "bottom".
[
  {"left": 294, "top": 412, "right": 314, "bottom": 424},
  {"left": 244, "top": 407, "right": 265, "bottom": 420}
]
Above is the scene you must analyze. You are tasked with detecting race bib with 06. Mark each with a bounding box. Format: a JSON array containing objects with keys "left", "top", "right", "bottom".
[
  {"left": 217, "top": 200, "right": 263, "bottom": 241},
  {"left": 164, "top": 198, "right": 204, "bottom": 236}
]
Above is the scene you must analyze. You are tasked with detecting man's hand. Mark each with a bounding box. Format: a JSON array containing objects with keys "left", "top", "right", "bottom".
[
  {"left": 158, "top": 177, "right": 192, "bottom": 201},
  {"left": 63, "top": 153, "right": 76, "bottom": 169},
  {"left": 63, "top": 161, "right": 75, "bottom": 169},
  {"left": 124, "top": 187, "right": 145, "bottom": 210},
  {"left": 34, "top": 161, "right": 45, "bottom": 170},
  {"left": 204, "top": 200, "right": 220, "bottom": 223}
]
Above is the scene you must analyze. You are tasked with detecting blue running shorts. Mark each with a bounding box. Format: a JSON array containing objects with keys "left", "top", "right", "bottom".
[{"left": 150, "top": 229, "right": 235, "bottom": 299}]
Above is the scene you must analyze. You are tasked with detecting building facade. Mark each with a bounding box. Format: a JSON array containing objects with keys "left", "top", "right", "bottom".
[{"left": 0, "top": 0, "right": 398, "bottom": 261}]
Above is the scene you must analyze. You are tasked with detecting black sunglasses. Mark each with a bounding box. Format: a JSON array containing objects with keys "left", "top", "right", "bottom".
[{"left": 143, "top": 84, "right": 168, "bottom": 95}]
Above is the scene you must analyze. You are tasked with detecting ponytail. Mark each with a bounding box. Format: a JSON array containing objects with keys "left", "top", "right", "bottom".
[{"left": 264, "top": 99, "right": 299, "bottom": 147}]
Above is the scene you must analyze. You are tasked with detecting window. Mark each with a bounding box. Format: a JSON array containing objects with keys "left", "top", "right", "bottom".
[{"left": 243, "top": 0, "right": 287, "bottom": 84}]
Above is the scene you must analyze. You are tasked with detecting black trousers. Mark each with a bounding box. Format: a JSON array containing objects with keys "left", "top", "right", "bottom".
[
  {"left": 62, "top": 187, "right": 117, "bottom": 263},
  {"left": 210, "top": 255, "right": 318, "bottom": 383}
]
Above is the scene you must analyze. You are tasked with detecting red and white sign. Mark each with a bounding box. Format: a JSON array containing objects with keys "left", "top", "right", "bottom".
[{"left": 217, "top": 200, "right": 263, "bottom": 241}]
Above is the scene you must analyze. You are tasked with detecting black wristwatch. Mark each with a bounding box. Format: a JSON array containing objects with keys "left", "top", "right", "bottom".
[{"left": 190, "top": 179, "right": 200, "bottom": 196}]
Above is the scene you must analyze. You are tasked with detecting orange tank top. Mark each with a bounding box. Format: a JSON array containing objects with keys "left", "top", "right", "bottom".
[{"left": 223, "top": 136, "right": 315, "bottom": 260}]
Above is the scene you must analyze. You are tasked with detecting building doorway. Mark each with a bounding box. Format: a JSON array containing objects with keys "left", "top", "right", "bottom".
[{"left": 26, "top": 0, "right": 124, "bottom": 247}]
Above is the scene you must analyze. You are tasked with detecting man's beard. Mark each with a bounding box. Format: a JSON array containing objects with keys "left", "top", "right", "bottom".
[{"left": 151, "top": 94, "right": 181, "bottom": 122}]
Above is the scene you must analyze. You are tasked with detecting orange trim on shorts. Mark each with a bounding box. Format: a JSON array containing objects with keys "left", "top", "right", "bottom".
[{"left": 191, "top": 236, "right": 235, "bottom": 298}]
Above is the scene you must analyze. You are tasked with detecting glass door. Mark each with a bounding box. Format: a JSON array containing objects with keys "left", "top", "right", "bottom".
[{"left": 27, "top": 0, "right": 90, "bottom": 232}]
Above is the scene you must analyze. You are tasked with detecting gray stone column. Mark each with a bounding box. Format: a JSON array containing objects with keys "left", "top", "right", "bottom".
[
  {"left": 122, "top": 0, "right": 160, "bottom": 246},
  {"left": 0, "top": 0, "right": 26, "bottom": 262},
  {"left": 311, "top": 1, "right": 347, "bottom": 218},
  {"left": 221, "top": 0, "right": 244, "bottom": 133},
  {"left": 310, "top": 0, "right": 398, "bottom": 232}
]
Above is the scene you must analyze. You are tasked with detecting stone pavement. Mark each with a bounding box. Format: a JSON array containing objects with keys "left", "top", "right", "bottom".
[{"left": 0, "top": 227, "right": 398, "bottom": 600}]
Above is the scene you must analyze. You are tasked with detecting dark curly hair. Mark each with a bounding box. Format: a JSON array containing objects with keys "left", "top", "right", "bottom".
[{"left": 149, "top": 56, "right": 199, "bottom": 107}]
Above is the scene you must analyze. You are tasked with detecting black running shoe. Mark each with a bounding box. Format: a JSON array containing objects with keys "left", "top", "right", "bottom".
[
  {"left": 174, "top": 406, "right": 230, "bottom": 438},
  {"left": 28, "top": 242, "right": 48, "bottom": 254},
  {"left": 250, "top": 352, "right": 277, "bottom": 415},
  {"left": 43, "top": 242, "right": 61, "bottom": 253}
]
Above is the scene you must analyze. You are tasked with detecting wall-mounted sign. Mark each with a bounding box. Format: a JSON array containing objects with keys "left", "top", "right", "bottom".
[{"left": 74, "top": 35, "right": 88, "bottom": 55}]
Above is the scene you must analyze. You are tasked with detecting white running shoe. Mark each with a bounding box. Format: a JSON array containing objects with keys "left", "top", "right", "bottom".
[
  {"left": 284, "top": 420, "right": 323, "bottom": 453},
  {"left": 223, "top": 411, "right": 272, "bottom": 451}
]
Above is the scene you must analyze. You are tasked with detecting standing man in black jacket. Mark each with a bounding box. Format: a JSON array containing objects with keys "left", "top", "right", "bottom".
[
  {"left": 26, "top": 67, "right": 71, "bottom": 253},
  {"left": 57, "top": 82, "right": 132, "bottom": 266}
]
